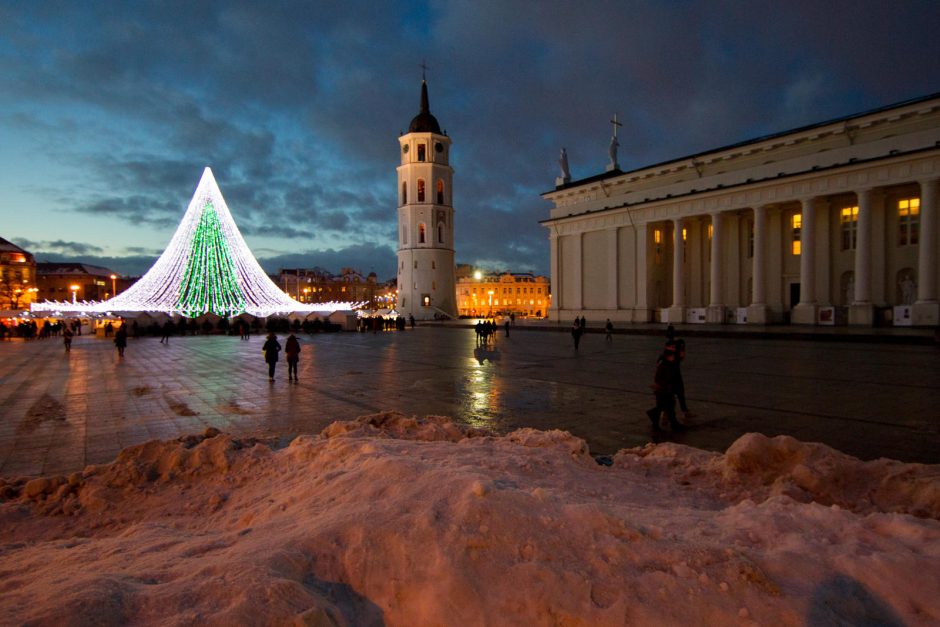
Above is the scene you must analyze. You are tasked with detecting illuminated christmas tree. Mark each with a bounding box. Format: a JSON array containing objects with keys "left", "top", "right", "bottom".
[{"left": 33, "top": 167, "right": 353, "bottom": 317}]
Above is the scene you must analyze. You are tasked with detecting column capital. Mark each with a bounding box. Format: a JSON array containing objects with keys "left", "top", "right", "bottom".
[{"left": 918, "top": 176, "right": 940, "bottom": 188}]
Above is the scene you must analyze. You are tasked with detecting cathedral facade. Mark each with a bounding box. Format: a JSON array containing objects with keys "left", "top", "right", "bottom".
[
  {"left": 542, "top": 93, "right": 940, "bottom": 327},
  {"left": 396, "top": 80, "right": 457, "bottom": 320}
]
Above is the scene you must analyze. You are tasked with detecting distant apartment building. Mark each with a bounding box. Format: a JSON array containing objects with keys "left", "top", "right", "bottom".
[
  {"left": 278, "top": 267, "right": 396, "bottom": 309},
  {"left": 35, "top": 262, "right": 124, "bottom": 303},
  {"left": 456, "top": 270, "right": 551, "bottom": 318},
  {"left": 0, "top": 237, "right": 37, "bottom": 310}
]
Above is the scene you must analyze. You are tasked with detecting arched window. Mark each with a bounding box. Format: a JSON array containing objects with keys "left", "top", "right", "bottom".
[
  {"left": 401, "top": 182, "right": 407, "bottom": 205},
  {"left": 417, "top": 179, "right": 425, "bottom": 202},
  {"left": 437, "top": 180, "right": 444, "bottom": 204},
  {"left": 419, "top": 223, "right": 426, "bottom": 243},
  {"left": 401, "top": 225, "right": 407, "bottom": 246},
  {"left": 438, "top": 222, "right": 444, "bottom": 244}
]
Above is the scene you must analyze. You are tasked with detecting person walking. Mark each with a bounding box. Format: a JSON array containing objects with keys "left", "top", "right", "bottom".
[
  {"left": 160, "top": 321, "right": 172, "bottom": 344},
  {"left": 646, "top": 343, "right": 685, "bottom": 432},
  {"left": 665, "top": 325, "right": 694, "bottom": 419},
  {"left": 114, "top": 324, "right": 128, "bottom": 357},
  {"left": 262, "top": 332, "right": 281, "bottom": 381},
  {"left": 605, "top": 319, "right": 613, "bottom": 342},
  {"left": 63, "top": 326, "right": 73, "bottom": 352},
  {"left": 285, "top": 333, "right": 301, "bottom": 382},
  {"left": 571, "top": 320, "right": 582, "bottom": 350},
  {"left": 504, "top": 319, "right": 510, "bottom": 337}
]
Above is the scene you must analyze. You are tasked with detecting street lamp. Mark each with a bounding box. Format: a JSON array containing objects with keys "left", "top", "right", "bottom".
[
  {"left": 110, "top": 274, "right": 117, "bottom": 298},
  {"left": 70, "top": 284, "right": 79, "bottom": 304}
]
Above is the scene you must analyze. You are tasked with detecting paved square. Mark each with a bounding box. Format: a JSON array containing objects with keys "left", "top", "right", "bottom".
[{"left": 1, "top": 326, "right": 938, "bottom": 477}]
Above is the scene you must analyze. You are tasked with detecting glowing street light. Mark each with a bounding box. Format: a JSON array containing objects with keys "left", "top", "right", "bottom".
[
  {"left": 473, "top": 270, "right": 482, "bottom": 280},
  {"left": 110, "top": 274, "right": 117, "bottom": 297},
  {"left": 70, "top": 284, "right": 79, "bottom": 304}
]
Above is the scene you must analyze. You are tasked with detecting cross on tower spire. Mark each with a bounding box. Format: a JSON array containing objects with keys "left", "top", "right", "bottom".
[
  {"left": 610, "top": 113, "right": 622, "bottom": 138},
  {"left": 419, "top": 59, "right": 429, "bottom": 81}
]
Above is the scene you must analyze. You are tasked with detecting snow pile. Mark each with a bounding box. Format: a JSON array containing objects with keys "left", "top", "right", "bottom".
[{"left": 1, "top": 412, "right": 938, "bottom": 626}]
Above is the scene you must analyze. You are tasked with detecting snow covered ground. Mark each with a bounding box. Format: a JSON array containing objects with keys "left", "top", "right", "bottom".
[{"left": 1, "top": 413, "right": 938, "bottom": 625}]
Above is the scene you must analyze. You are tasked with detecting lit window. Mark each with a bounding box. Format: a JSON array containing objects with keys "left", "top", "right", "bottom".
[
  {"left": 792, "top": 214, "right": 802, "bottom": 256},
  {"left": 654, "top": 229, "right": 662, "bottom": 244},
  {"left": 437, "top": 180, "right": 444, "bottom": 204},
  {"left": 419, "top": 223, "right": 426, "bottom": 243},
  {"left": 681, "top": 228, "right": 687, "bottom": 241},
  {"left": 418, "top": 179, "right": 425, "bottom": 202},
  {"left": 653, "top": 228, "right": 663, "bottom": 265},
  {"left": 898, "top": 198, "right": 920, "bottom": 246},
  {"left": 840, "top": 206, "right": 858, "bottom": 251}
]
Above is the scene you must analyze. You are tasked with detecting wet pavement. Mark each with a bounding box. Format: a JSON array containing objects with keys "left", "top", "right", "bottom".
[{"left": 1, "top": 325, "right": 938, "bottom": 477}]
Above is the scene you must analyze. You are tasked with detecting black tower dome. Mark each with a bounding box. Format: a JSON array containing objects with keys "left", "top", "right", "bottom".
[{"left": 408, "top": 80, "right": 442, "bottom": 134}]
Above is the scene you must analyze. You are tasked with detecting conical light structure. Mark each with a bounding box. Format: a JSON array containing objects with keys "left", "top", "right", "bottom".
[{"left": 33, "top": 168, "right": 355, "bottom": 317}]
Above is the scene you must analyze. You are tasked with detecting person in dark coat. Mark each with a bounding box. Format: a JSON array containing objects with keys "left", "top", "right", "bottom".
[
  {"left": 571, "top": 320, "right": 582, "bottom": 350},
  {"left": 262, "top": 333, "right": 281, "bottom": 381},
  {"left": 114, "top": 324, "right": 128, "bottom": 357},
  {"left": 646, "top": 343, "right": 685, "bottom": 431},
  {"left": 284, "top": 333, "right": 301, "bottom": 382},
  {"left": 666, "top": 325, "right": 694, "bottom": 419},
  {"left": 63, "top": 326, "right": 73, "bottom": 352}
]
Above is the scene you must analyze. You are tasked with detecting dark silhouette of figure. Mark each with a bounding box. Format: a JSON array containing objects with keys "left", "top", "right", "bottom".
[
  {"left": 510, "top": 312, "right": 516, "bottom": 326},
  {"left": 409, "top": 314, "right": 415, "bottom": 329},
  {"left": 579, "top": 316, "right": 586, "bottom": 331},
  {"left": 572, "top": 320, "right": 582, "bottom": 350},
  {"left": 63, "top": 327, "right": 73, "bottom": 352},
  {"left": 504, "top": 319, "right": 510, "bottom": 337},
  {"left": 605, "top": 319, "right": 613, "bottom": 342},
  {"left": 160, "top": 321, "right": 172, "bottom": 344},
  {"left": 262, "top": 333, "right": 281, "bottom": 381},
  {"left": 285, "top": 333, "right": 301, "bottom": 382},
  {"left": 646, "top": 343, "right": 685, "bottom": 431},
  {"left": 104, "top": 321, "right": 113, "bottom": 337},
  {"left": 114, "top": 324, "right": 127, "bottom": 357},
  {"left": 665, "top": 324, "right": 694, "bottom": 419},
  {"left": 131, "top": 320, "right": 139, "bottom": 338}
]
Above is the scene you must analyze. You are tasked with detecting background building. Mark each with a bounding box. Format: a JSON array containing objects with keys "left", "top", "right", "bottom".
[
  {"left": 35, "top": 262, "right": 124, "bottom": 304},
  {"left": 278, "top": 267, "right": 395, "bottom": 309},
  {"left": 396, "top": 79, "right": 457, "bottom": 320},
  {"left": 542, "top": 93, "right": 940, "bottom": 327},
  {"left": 0, "top": 237, "right": 37, "bottom": 310},
  {"left": 457, "top": 270, "right": 550, "bottom": 319}
]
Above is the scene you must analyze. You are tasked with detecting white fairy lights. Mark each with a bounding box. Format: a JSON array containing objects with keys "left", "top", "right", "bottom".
[{"left": 31, "top": 168, "right": 360, "bottom": 318}]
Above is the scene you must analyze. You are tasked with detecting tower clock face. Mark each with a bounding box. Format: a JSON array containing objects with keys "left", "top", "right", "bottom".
[
  {"left": 402, "top": 145, "right": 409, "bottom": 154},
  {"left": 435, "top": 142, "right": 443, "bottom": 153}
]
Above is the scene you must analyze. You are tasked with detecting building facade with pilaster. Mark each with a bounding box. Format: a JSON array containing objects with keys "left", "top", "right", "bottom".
[{"left": 541, "top": 93, "right": 940, "bottom": 327}]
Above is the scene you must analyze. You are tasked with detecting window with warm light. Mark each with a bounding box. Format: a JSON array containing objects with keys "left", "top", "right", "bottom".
[
  {"left": 653, "top": 228, "right": 663, "bottom": 265},
  {"left": 792, "top": 214, "right": 802, "bottom": 255},
  {"left": 417, "top": 179, "right": 425, "bottom": 202},
  {"left": 898, "top": 198, "right": 920, "bottom": 246},
  {"left": 840, "top": 206, "right": 859, "bottom": 250},
  {"left": 437, "top": 180, "right": 444, "bottom": 204},
  {"left": 419, "top": 223, "right": 426, "bottom": 243}
]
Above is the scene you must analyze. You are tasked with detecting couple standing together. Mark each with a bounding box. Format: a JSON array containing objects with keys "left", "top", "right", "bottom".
[{"left": 262, "top": 333, "right": 301, "bottom": 382}]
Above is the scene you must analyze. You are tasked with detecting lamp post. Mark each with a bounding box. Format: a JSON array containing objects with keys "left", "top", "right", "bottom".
[
  {"left": 110, "top": 274, "right": 117, "bottom": 298},
  {"left": 70, "top": 284, "right": 79, "bottom": 304}
]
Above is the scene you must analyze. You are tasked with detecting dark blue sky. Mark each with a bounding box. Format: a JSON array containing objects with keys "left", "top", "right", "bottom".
[{"left": 2, "top": 1, "right": 939, "bottom": 279}]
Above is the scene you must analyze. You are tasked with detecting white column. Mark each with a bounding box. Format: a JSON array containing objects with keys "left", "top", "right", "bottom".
[
  {"left": 572, "top": 232, "right": 583, "bottom": 312},
  {"left": 799, "top": 198, "right": 816, "bottom": 305},
  {"left": 607, "top": 228, "right": 619, "bottom": 310},
  {"left": 665, "top": 218, "right": 685, "bottom": 323},
  {"left": 913, "top": 178, "right": 939, "bottom": 326},
  {"left": 752, "top": 206, "right": 767, "bottom": 305},
  {"left": 672, "top": 219, "right": 684, "bottom": 307},
  {"left": 853, "top": 188, "right": 872, "bottom": 304},
  {"left": 747, "top": 205, "right": 770, "bottom": 324},
  {"left": 917, "top": 178, "right": 938, "bottom": 303},
  {"left": 549, "top": 233, "right": 560, "bottom": 318},
  {"left": 791, "top": 197, "right": 817, "bottom": 324},
  {"left": 706, "top": 212, "right": 725, "bottom": 322},
  {"left": 634, "top": 223, "right": 649, "bottom": 320}
]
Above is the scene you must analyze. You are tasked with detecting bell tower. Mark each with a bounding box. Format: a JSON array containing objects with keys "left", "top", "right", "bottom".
[{"left": 396, "top": 79, "right": 456, "bottom": 319}]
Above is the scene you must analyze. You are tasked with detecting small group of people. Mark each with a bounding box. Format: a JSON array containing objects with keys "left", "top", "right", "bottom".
[
  {"left": 262, "top": 332, "right": 301, "bottom": 382},
  {"left": 646, "top": 324, "right": 695, "bottom": 432},
  {"left": 474, "top": 319, "right": 500, "bottom": 346}
]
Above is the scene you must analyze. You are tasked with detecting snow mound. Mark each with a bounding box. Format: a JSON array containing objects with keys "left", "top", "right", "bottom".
[
  {"left": 617, "top": 432, "right": 940, "bottom": 519},
  {"left": 2, "top": 418, "right": 939, "bottom": 626}
]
